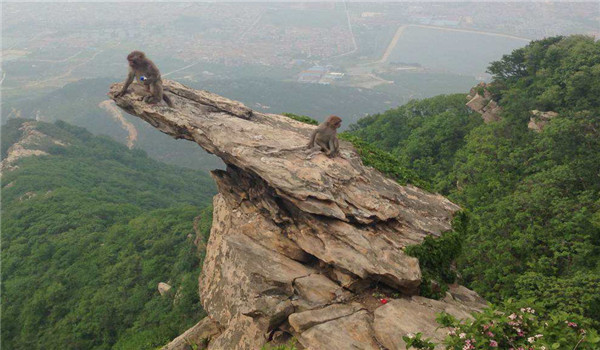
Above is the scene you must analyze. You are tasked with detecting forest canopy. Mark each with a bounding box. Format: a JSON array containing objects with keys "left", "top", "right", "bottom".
[
  {"left": 348, "top": 35, "right": 600, "bottom": 329},
  {"left": 1, "top": 119, "right": 216, "bottom": 349}
]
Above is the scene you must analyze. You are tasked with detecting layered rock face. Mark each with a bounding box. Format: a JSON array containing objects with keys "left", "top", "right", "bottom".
[
  {"left": 466, "top": 82, "right": 502, "bottom": 123},
  {"left": 528, "top": 109, "right": 558, "bottom": 132},
  {"left": 109, "top": 81, "right": 486, "bottom": 350}
]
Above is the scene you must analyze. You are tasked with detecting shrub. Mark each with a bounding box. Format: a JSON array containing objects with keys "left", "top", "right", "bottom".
[
  {"left": 405, "top": 301, "right": 600, "bottom": 349},
  {"left": 281, "top": 112, "right": 319, "bottom": 125}
]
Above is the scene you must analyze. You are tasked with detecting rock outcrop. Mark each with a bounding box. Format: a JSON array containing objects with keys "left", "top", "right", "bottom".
[
  {"left": 528, "top": 110, "right": 558, "bottom": 132},
  {"left": 108, "top": 80, "right": 486, "bottom": 350},
  {"left": 0, "top": 121, "right": 67, "bottom": 174},
  {"left": 466, "top": 82, "right": 502, "bottom": 123},
  {"left": 158, "top": 282, "right": 172, "bottom": 296}
]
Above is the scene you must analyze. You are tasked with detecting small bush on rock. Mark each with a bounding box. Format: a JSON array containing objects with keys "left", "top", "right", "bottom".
[{"left": 405, "top": 301, "right": 600, "bottom": 349}]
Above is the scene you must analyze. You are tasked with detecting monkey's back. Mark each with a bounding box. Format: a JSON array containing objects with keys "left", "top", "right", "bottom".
[{"left": 134, "top": 59, "right": 161, "bottom": 83}]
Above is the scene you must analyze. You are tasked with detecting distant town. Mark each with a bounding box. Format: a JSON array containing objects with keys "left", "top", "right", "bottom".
[{"left": 2, "top": 2, "right": 598, "bottom": 94}]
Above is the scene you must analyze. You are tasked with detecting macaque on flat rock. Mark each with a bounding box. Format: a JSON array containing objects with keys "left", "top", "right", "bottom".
[
  {"left": 115, "top": 50, "right": 173, "bottom": 107},
  {"left": 307, "top": 115, "right": 342, "bottom": 158}
]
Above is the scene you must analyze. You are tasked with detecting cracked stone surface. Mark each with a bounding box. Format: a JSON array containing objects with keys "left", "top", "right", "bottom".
[
  {"left": 299, "top": 309, "right": 379, "bottom": 350},
  {"left": 109, "top": 81, "right": 485, "bottom": 350},
  {"left": 373, "top": 288, "right": 486, "bottom": 350},
  {"left": 466, "top": 83, "right": 502, "bottom": 124}
]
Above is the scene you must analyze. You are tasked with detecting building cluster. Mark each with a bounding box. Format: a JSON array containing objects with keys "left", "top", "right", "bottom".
[
  {"left": 5, "top": 2, "right": 598, "bottom": 90},
  {"left": 297, "top": 66, "right": 345, "bottom": 85},
  {"left": 413, "top": 16, "right": 462, "bottom": 27}
]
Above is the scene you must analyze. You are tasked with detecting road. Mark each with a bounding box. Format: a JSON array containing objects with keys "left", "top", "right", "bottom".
[
  {"left": 25, "top": 49, "right": 104, "bottom": 88},
  {"left": 379, "top": 25, "right": 408, "bottom": 63},
  {"left": 329, "top": 0, "right": 358, "bottom": 59},
  {"left": 163, "top": 62, "right": 201, "bottom": 77},
  {"left": 240, "top": 11, "right": 264, "bottom": 42},
  {"left": 99, "top": 100, "right": 138, "bottom": 149},
  {"left": 379, "top": 24, "right": 530, "bottom": 63},
  {"left": 412, "top": 24, "right": 530, "bottom": 42},
  {"left": 25, "top": 50, "right": 83, "bottom": 63}
]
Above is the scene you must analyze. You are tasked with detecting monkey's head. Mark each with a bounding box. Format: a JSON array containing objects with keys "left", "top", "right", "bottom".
[
  {"left": 326, "top": 115, "right": 342, "bottom": 129},
  {"left": 127, "top": 51, "right": 146, "bottom": 68}
]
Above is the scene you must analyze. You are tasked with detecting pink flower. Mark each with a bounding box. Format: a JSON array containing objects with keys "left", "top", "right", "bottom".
[
  {"left": 509, "top": 313, "right": 517, "bottom": 320},
  {"left": 487, "top": 332, "right": 495, "bottom": 337},
  {"left": 459, "top": 333, "right": 466, "bottom": 339},
  {"left": 490, "top": 340, "right": 498, "bottom": 347},
  {"left": 567, "top": 322, "right": 578, "bottom": 328}
]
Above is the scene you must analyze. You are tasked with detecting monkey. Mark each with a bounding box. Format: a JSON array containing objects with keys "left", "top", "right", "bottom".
[
  {"left": 114, "top": 50, "right": 173, "bottom": 107},
  {"left": 307, "top": 115, "right": 342, "bottom": 157}
]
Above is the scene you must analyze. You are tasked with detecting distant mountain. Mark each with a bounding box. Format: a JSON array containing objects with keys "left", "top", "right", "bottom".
[
  {"left": 1, "top": 73, "right": 477, "bottom": 173},
  {"left": 1, "top": 119, "right": 216, "bottom": 349},
  {"left": 1, "top": 78, "right": 224, "bottom": 172},
  {"left": 188, "top": 77, "right": 400, "bottom": 124},
  {"left": 1, "top": 77, "right": 401, "bottom": 171}
]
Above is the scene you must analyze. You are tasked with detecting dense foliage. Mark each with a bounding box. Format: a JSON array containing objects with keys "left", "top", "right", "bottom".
[
  {"left": 339, "top": 134, "right": 430, "bottom": 190},
  {"left": 1, "top": 119, "right": 216, "bottom": 349},
  {"left": 487, "top": 35, "right": 600, "bottom": 113},
  {"left": 348, "top": 35, "right": 600, "bottom": 329},
  {"left": 349, "top": 93, "right": 482, "bottom": 194},
  {"left": 404, "top": 213, "right": 466, "bottom": 299}
]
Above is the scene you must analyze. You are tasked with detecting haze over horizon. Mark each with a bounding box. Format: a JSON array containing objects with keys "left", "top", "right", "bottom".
[{"left": 1, "top": 1, "right": 598, "bottom": 165}]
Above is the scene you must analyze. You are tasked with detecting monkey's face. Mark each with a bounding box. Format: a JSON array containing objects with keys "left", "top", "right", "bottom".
[
  {"left": 327, "top": 116, "right": 342, "bottom": 129},
  {"left": 127, "top": 51, "right": 145, "bottom": 67}
]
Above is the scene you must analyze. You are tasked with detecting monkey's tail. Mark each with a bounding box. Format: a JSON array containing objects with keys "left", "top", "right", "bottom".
[{"left": 163, "top": 93, "right": 174, "bottom": 108}]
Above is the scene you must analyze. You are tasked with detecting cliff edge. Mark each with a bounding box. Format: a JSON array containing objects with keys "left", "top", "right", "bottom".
[{"left": 108, "top": 81, "right": 486, "bottom": 350}]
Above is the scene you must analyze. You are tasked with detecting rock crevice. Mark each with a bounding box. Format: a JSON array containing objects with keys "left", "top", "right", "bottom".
[{"left": 108, "top": 80, "right": 484, "bottom": 350}]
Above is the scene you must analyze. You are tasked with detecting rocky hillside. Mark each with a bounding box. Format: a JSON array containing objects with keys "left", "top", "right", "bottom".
[{"left": 108, "top": 81, "right": 486, "bottom": 350}]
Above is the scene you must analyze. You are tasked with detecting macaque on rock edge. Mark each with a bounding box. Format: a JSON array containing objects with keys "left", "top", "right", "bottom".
[
  {"left": 307, "top": 115, "right": 342, "bottom": 158},
  {"left": 115, "top": 50, "right": 173, "bottom": 107}
]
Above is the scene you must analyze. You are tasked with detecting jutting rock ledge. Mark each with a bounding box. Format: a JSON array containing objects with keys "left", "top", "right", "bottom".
[{"left": 108, "top": 80, "right": 486, "bottom": 350}]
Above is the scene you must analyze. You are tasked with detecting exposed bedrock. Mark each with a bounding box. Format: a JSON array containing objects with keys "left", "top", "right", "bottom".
[{"left": 108, "top": 80, "right": 485, "bottom": 350}]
